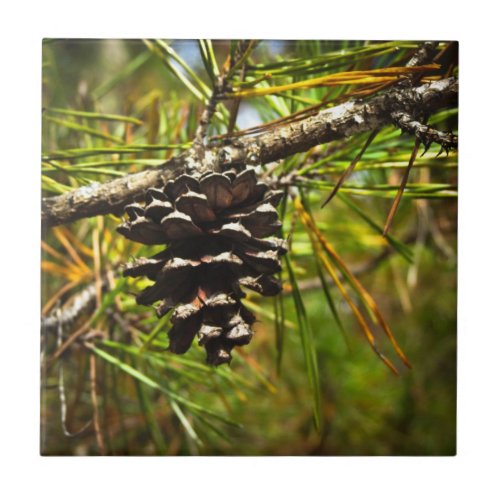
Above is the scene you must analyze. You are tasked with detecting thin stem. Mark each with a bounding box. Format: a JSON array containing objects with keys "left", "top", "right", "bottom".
[{"left": 90, "top": 351, "right": 105, "bottom": 455}]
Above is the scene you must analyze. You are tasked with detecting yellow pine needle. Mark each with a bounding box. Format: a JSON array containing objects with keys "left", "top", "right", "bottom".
[
  {"left": 41, "top": 279, "right": 82, "bottom": 316},
  {"left": 236, "top": 349, "right": 278, "bottom": 394},
  {"left": 316, "top": 244, "right": 399, "bottom": 375},
  {"left": 57, "top": 226, "right": 95, "bottom": 259},
  {"left": 213, "top": 93, "right": 339, "bottom": 141},
  {"left": 41, "top": 240, "right": 82, "bottom": 273},
  {"left": 348, "top": 80, "right": 397, "bottom": 97},
  {"left": 102, "top": 228, "right": 114, "bottom": 247},
  {"left": 296, "top": 198, "right": 411, "bottom": 369},
  {"left": 41, "top": 261, "right": 88, "bottom": 282},
  {"left": 229, "top": 64, "right": 440, "bottom": 98},
  {"left": 52, "top": 227, "right": 92, "bottom": 274}
]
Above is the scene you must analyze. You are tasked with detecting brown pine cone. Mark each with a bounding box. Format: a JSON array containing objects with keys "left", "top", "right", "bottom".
[{"left": 117, "top": 166, "right": 287, "bottom": 365}]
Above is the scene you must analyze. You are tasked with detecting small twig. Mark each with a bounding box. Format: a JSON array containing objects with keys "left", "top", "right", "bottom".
[
  {"left": 42, "top": 272, "right": 116, "bottom": 374},
  {"left": 321, "top": 129, "right": 379, "bottom": 208},
  {"left": 92, "top": 225, "right": 103, "bottom": 309},
  {"left": 226, "top": 64, "right": 247, "bottom": 135},
  {"left": 56, "top": 307, "right": 92, "bottom": 438},
  {"left": 41, "top": 279, "right": 81, "bottom": 317},
  {"left": 65, "top": 351, "right": 89, "bottom": 435},
  {"left": 192, "top": 42, "right": 254, "bottom": 158},
  {"left": 381, "top": 41, "right": 454, "bottom": 237},
  {"left": 225, "top": 40, "right": 258, "bottom": 80},
  {"left": 383, "top": 138, "right": 421, "bottom": 236},
  {"left": 391, "top": 111, "right": 457, "bottom": 154},
  {"left": 89, "top": 350, "right": 105, "bottom": 455},
  {"left": 406, "top": 41, "right": 439, "bottom": 69},
  {"left": 193, "top": 40, "right": 258, "bottom": 162},
  {"left": 434, "top": 42, "right": 455, "bottom": 65},
  {"left": 192, "top": 90, "right": 220, "bottom": 157},
  {"left": 41, "top": 279, "right": 108, "bottom": 335},
  {"left": 47, "top": 320, "right": 91, "bottom": 370}
]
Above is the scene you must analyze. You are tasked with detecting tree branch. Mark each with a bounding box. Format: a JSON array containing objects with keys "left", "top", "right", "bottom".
[
  {"left": 42, "top": 77, "right": 457, "bottom": 227},
  {"left": 41, "top": 279, "right": 108, "bottom": 335},
  {"left": 406, "top": 41, "right": 439, "bottom": 68},
  {"left": 391, "top": 111, "right": 457, "bottom": 153},
  {"left": 42, "top": 156, "right": 188, "bottom": 227}
]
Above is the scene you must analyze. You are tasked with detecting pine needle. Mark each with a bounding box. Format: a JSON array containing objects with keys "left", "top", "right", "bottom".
[
  {"left": 89, "top": 352, "right": 106, "bottom": 455},
  {"left": 228, "top": 64, "right": 439, "bottom": 98},
  {"left": 296, "top": 198, "right": 411, "bottom": 370},
  {"left": 383, "top": 138, "right": 421, "bottom": 236},
  {"left": 321, "top": 129, "right": 379, "bottom": 208}
]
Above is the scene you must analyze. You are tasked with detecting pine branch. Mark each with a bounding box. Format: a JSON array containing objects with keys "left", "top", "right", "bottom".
[
  {"left": 41, "top": 279, "right": 109, "bottom": 335},
  {"left": 42, "top": 77, "right": 457, "bottom": 227},
  {"left": 406, "top": 41, "right": 439, "bottom": 68},
  {"left": 391, "top": 111, "right": 457, "bottom": 153}
]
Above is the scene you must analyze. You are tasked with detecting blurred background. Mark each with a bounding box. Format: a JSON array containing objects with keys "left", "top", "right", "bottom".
[{"left": 41, "top": 39, "right": 457, "bottom": 455}]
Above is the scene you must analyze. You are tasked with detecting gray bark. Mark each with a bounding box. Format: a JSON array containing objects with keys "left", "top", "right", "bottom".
[
  {"left": 42, "top": 77, "right": 457, "bottom": 227},
  {"left": 390, "top": 111, "right": 457, "bottom": 152}
]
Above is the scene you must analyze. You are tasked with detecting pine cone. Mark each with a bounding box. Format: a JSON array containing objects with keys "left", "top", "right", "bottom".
[{"left": 117, "top": 166, "right": 287, "bottom": 365}]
